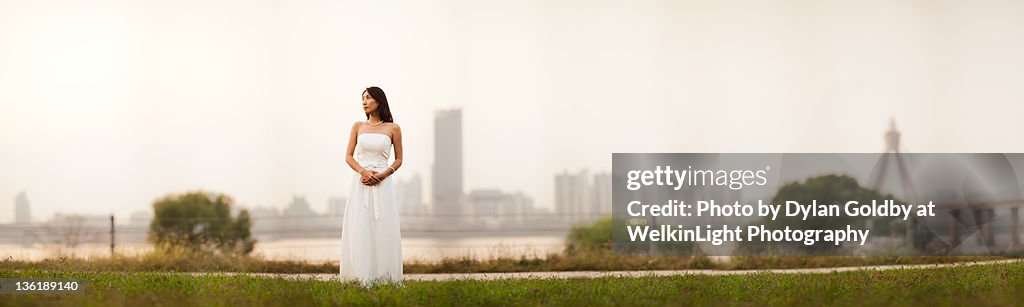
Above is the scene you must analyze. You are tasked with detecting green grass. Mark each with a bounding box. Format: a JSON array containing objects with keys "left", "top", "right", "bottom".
[
  {"left": 2, "top": 261, "right": 1022, "bottom": 306},
  {"left": 1, "top": 246, "right": 1014, "bottom": 274}
]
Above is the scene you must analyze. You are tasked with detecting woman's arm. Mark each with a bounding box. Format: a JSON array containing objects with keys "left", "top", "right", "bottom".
[
  {"left": 374, "top": 124, "right": 403, "bottom": 181},
  {"left": 345, "top": 121, "right": 379, "bottom": 185}
]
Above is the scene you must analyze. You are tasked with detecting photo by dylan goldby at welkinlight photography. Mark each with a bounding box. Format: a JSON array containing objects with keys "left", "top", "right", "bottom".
[{"left": 2, "top": 0, "right": 1024, "bottom": 306}]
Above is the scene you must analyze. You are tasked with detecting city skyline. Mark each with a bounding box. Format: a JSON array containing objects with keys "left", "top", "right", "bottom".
[
  {"left": 5, "top": 107, "right": 604, "bottom": 226},
  {"left": 4, "top": 0, "right": 1024, "bottom": 222}
]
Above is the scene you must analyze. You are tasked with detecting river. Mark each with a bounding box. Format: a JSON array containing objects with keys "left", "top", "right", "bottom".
[{"left": 0, "top": 231, "right": 568, "bottom": 263}]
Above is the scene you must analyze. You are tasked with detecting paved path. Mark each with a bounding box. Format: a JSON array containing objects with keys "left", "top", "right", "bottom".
[{"left": 184, "top": 259, "right": 1023, "bottom": 282}]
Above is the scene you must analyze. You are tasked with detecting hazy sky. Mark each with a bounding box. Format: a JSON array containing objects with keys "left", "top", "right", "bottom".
[{"left": 2, "top": 0, "right": 1024, "bottom": 223}]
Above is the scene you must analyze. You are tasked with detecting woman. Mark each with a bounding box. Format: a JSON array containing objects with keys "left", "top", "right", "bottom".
[{"left": 339, "top": 86, "right": 404, "bottom": 286}]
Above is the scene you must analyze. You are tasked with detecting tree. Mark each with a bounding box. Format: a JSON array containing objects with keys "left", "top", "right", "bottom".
[
  {"left": 25, "top": 214, "right": 103, "bottom": 257},
  {"left": 567, "top": 216, "right": 694, "bottom": 256},
  {"left": 148, "top": 190, "right": 256, "bottom": 255},
  {"left": 739, "top": 174, "right": 903, "bottom": 255}
]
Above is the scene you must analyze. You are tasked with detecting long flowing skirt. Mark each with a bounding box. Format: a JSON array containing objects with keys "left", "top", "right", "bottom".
[{"left": 339, "top": 171, "right": 403, "bottom": 286}]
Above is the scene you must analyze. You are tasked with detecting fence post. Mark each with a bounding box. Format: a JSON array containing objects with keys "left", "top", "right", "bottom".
[{"left": 110, "top": 214, "right": 115, "bottom": 257}]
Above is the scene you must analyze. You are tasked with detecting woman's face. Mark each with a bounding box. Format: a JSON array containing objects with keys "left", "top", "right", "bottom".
[{"left": 362, "top": 90, "right": 378, "bottom": 115}]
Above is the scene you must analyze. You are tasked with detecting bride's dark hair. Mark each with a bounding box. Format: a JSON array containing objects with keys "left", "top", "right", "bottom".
[{"left": 364, "top": 86, "right": 394, "bottom": 123}]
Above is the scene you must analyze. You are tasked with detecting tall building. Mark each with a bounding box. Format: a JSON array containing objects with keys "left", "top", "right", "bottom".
[
  {"left": 281, "top": 195, "right": 324, "bottom": 236},
  {"left": 396, "top": 173, "right": 425, "bottom": 215},
  {"left": 327, "top": 196, "right": 346, "bottom": 217},
  {"left": 555, "top": 169, "right": 591, "bottom": 224},
  {"left": 283, "top": 195, "right": 316, "bottom": 217},
  {"left": 467, "top": 189, "right": 534, "bottom": 229},
  {"left": 432, "top": 109, "right": 463, "bottom": 217},
  {"left": 326, "top": 196, "right": 346, "bottom": 226},
  {"left": 14, "top": 191, "right": 31, "bottom": 225},
  {"left": 593, "top": 172, "right": 613, "bottom": 215},
  {"left": 249, "top": 205, "right": 283, "bottom": 237}
]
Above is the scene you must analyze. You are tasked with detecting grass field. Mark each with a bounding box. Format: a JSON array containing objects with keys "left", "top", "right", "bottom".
[
  {"left": 1, "top": 244, "right": 1014, "bottom": 274},
  {"left": 2, "top": 261, "right": 1022, "bottom": 306}
]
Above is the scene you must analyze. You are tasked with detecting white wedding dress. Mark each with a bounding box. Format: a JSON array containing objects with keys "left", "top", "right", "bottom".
[{"left": 339, "top": 133, "right": 403, "bottom": 286}]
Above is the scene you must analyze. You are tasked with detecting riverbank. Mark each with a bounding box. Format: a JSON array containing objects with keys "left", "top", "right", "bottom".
[{"left": 1, "top": 246, "right": 1016, "bottom": 274}]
